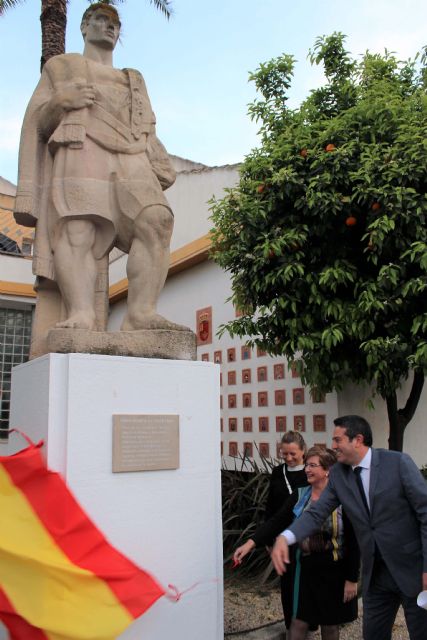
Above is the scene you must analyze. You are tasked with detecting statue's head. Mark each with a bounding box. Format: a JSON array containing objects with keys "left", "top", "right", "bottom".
[{"left": 81, "top": 3, "right": 121, "bottom": 49}]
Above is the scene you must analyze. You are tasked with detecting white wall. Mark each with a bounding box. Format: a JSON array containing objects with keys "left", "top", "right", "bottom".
[
  {"left": 167, "top": 164, "right": 239, "bottom": 253},
  {"left": 338, "top": 377, "right": 427, "bottom": 467},
  {"left": 0, "top": 253, "right": 33, "bottom": 284}
]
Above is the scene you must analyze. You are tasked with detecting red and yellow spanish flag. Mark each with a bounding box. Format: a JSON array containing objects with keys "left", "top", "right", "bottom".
[{"left": 0, "top": 433, "right": 165, "bottom": 640}]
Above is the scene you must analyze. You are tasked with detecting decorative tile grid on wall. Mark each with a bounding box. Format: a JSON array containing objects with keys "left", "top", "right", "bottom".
[
  {"left": 258, "top": 391, "right": 268, "bottom": 407},
  {"left": 275, "top": 389, "right": 286, "bottom": 405},
  {"left": 242, "top": 369, "right": 251, "bottom": 384},
  {"left": 276, "top": 416, "right": 287, "bottom": 432},
  {"left": 195, "top": 318, "right": 334, "bottom": 460},
  {"left": 258, "top": 416, "right": 269, "bottom": 432},
  {"left": 0, "top": 308, "right": 32, "bottom": 439},
  {"left": 228, "top": 371, "right": 236, "bottom": 385},
  {"left": 243, "top": 417, "right": 253, "bottom": 432},
  {"left": 259, "top": 442, "right": 270, "bottom": 457},
  {"left": 313, "top": 414, "right": 326, "bottom": 432},
  {"left": 242, "top": 393, "right": 252, "bottom": 408},
  {"left": 243, "top": 442, "right": 253, "bottom": 457}
]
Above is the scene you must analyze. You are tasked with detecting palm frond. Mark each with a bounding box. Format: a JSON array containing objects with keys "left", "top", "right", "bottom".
[
  {"left": 149, "top": 0, "right": 173, "bottom": 19},
  {"left": 0, "top": 0, "right": 25, "bottom": 15}
]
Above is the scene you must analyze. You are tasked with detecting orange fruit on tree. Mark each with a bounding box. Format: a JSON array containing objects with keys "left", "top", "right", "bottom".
[
  {"left": 325, "top": 143, "right": 336, "bottom": 152},
  {"left": 300, "top": 148, "right": 308, "bottom": 158},
  {"left": 371, "top": 202, "right": 381, "bottom": 211},
  {"left": 345, "top": 216, "right": 357, "bottom": 226},
  {"left": 257, "top": 183, "right": 266, "bottom": 194}
]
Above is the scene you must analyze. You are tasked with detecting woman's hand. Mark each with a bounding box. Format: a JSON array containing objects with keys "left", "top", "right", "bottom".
[
  {"left": 343, "top": 580, "right": 358, "bottom": 602},
  {"left": 233, "top": 540, "right": 255, "bottom": 565}
]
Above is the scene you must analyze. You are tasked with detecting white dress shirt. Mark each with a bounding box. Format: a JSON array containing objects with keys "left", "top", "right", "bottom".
[{"left": 352, "top": 447, "right": 372, "bottom": 508}]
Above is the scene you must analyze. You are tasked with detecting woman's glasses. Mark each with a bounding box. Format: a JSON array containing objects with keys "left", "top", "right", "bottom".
[{"left": 304, "top": 463, "right": 322, "bottom": 469}]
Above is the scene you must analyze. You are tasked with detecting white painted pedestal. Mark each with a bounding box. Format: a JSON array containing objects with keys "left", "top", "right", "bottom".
[{"left": 7, "top": 353, "right": 223, "bottom": 640}]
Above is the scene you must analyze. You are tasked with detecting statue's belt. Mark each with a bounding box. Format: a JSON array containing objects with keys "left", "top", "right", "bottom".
[{"left": 48, "top": 103, "right": 154, "bottom": 155}]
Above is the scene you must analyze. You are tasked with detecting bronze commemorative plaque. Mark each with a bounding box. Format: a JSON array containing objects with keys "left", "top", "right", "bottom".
[{"left": 112, "top": 414, "right": 179, "bottom": 472}]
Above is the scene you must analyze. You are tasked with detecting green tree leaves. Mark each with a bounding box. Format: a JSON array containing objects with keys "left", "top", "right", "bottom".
[{"left": 211, "top": 34, "right": 427, "bottom": 449}]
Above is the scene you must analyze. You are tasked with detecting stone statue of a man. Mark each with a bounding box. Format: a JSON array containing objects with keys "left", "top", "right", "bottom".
[{"left": 14, "top": 3, "right": 191, "bottom": 358}]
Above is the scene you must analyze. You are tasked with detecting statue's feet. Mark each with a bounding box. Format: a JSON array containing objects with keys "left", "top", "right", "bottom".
[
  {"left": 121, "top": 312, "right": 189, "bottom": 332},
  {"left": 55, "top": 312, "right": 96, "bottom": 330}
]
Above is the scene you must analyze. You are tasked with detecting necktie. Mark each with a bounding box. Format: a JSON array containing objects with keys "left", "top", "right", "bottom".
[{"left": 354, "top": 466, "right": 369, "bottom": 515}]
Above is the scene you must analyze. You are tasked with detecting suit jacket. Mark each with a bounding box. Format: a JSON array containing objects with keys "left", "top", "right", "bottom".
[
  {"left": 289, "top": 449, "right": 427, "bottom": 596},
  {"left": 254, "top": 489, "right": 359, "bottom": 583}
]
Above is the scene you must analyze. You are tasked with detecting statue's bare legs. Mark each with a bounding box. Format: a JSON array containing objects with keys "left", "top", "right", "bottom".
[
  {"left": 53, "top": 218, "right": 97, "bottom": 329},
  {"left": 121, "top": 204, "right": 183, "bottom": 331},
  {"left": 121, "top": 204, "right": 173, "bottom": 330},
  {"left": 52, "top": 209, "right": 186, "bottom": 333}
]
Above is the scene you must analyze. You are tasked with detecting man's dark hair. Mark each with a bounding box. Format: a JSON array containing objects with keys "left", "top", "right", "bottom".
[{"left": 334, "top": 415, "right": 373, "bottom": 446}]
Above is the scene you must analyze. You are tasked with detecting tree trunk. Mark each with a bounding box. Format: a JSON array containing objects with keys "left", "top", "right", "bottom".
[
  {"left": 40, "top": 0, "right": 67, "bottom": 70},
  {"left": 386, "top": 370, "right": 425, "bottom": 451}
]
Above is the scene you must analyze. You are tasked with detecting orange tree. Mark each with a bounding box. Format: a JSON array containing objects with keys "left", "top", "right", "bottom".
[{"left": 211, "top": 34, "right": 427, "bottom": 451}]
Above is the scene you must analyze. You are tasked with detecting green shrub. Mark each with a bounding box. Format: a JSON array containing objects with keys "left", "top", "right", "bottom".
[{"left": 222, "top": 451, "right": 277, "bottom": 582}]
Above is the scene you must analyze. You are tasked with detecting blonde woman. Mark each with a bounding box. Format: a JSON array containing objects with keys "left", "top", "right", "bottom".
[
  {"left": 264, "top": 432, "right": 309, "bottom": 629},
  {"left": 265, "top": 432, "right": 308, "bottom": 519}
]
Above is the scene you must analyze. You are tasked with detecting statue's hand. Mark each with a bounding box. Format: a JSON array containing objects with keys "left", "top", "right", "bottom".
[{"left": 56, "top": 82, "right": 96, "bottom": 111}]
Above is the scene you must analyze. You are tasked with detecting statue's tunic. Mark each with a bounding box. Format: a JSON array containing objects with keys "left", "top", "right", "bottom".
[{"left": 14, "top": 53, "right": 176, "bottom": 281}]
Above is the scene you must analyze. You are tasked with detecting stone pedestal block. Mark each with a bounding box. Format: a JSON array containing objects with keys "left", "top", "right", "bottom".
[{"left": 46, "top": 327, "right": 197, "bottom": 360}]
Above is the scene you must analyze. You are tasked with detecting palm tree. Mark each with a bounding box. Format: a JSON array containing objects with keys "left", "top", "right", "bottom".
[{"left": 0, "top": 0, "right": 173, "bottom": 69}]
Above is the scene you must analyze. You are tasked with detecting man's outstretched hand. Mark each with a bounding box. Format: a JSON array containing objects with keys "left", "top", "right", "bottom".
[{"left": 271, "top": 535, "right": 290, "bottom": 575}]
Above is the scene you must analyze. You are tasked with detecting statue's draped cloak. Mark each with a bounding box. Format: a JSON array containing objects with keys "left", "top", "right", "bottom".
[{"left": 14, "top": 53, "right": 176, "bottom": 282}]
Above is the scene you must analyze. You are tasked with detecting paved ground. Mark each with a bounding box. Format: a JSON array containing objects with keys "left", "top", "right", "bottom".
[{"left": 224, "top": 577, "right": 410, "bottom": 639}]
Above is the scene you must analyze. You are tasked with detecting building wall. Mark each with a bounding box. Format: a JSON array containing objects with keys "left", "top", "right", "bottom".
[
  {"left": 338, "top": 379, "right": 427, "bottom": 467},
  {"left": 0, "top": 253, "right": 34, "bottom": 285},
  {"left": 167, "top": 163, "right": 239, "bottom": 252},
  {"left": 109, "top": 260, "right": 339, "bottom": 468},
  {"left": 2, "top": 161, "right": 427, "bottom": 468}
]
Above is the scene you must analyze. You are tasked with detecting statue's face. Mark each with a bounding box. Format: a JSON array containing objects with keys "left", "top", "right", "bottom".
[{"left": 82, "top": 8, "right": 121, "bottom": 50}]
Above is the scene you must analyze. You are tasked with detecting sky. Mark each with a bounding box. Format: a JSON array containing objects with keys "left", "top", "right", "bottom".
[{"left": 1, "top": 0, "right": 426, "bottom": 184}]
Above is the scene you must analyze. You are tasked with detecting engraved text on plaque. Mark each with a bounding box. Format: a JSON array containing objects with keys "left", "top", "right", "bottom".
[{"left": 113, "top": 414, "right": 179, "bottom": 472}]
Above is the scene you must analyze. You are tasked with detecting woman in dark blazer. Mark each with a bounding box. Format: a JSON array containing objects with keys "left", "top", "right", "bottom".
[
  {"left": 263, "top": 432, "right": 308, "bottom": 630},
  {"left": 265, "top": 431, "right": 308, "bottom": 520}
]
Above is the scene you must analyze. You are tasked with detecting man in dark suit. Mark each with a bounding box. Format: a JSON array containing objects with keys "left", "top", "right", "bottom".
[{"left": 271, "top": 415, "right": 427, "bottom": 640}]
